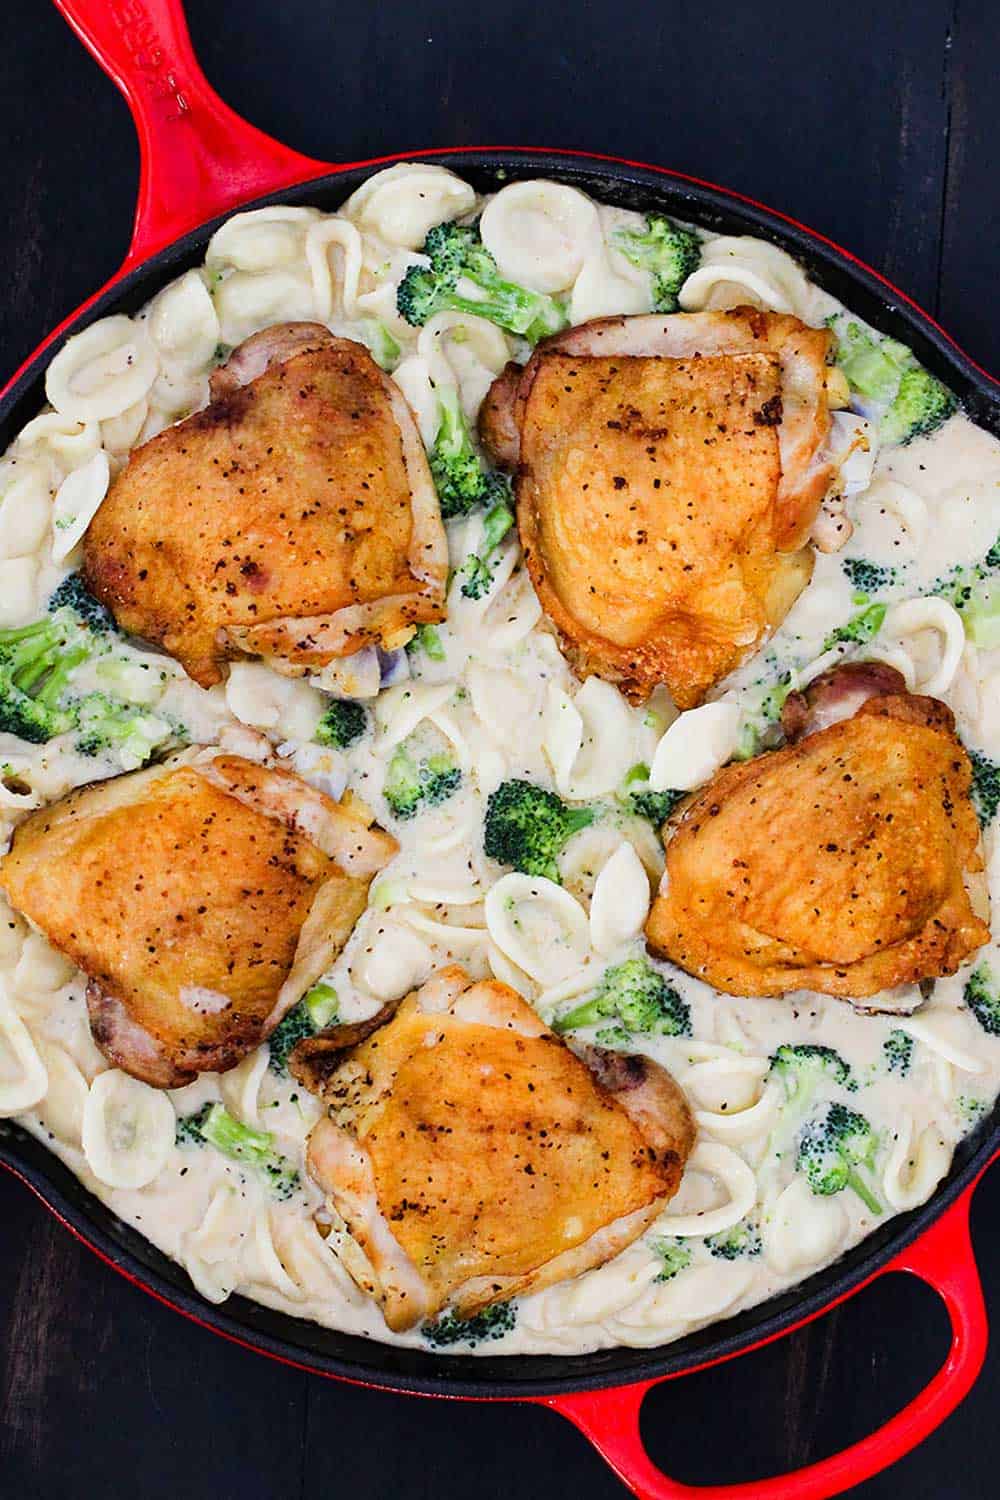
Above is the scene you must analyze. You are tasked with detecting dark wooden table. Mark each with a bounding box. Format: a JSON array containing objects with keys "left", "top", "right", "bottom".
[{"left": 2, "top": 2, "right": 999, "bottom": 1495}]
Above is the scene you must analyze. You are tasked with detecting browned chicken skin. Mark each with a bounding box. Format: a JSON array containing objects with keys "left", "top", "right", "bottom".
[
  {"left": 301, "top": 966, "right": 694, "bottom": 1331},
  {"left": 480, "top": 308, "right": 833, "bottom": 708},
  {"left": 83, "top": 325, "right": 448, "bottom": 687},
  {"left": 645, "top": 675, "right": 990, "bottom": 998},
  {"left": 0, "top": 750, "right": 397, "bottom": 1086}
]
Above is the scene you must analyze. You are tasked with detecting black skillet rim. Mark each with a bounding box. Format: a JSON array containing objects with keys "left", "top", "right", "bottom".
[{"left": 1, "top": 148, "right": 998, "bottom": 1400}]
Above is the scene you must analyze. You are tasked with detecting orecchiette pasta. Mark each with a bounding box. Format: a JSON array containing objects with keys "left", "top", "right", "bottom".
[
  {"left": 679, "top": 235, "right": 815, "bottom": 319},
  {"left": 81, "top": 1069, "right": 175, "bottom": 1189},
  {"left": 0, "top": 984, "right": 48, "bottom": 1114},
  {"left": 305, "top": 217, "right": 364, "bottom": 322},
  {"left": 342, "top": 163, "right": 477, "bottom": 249},
  {"left": 656, "top": 1142, "right": 758, "bottom": 1238},
  {"left": 50, "top": 448, "right": 109, "bottom": 561},
  {"left": 46, "top": 315, "right": 159, "bottom": 422},
  {"left": 879, "top": 597, "right": 966, "bottom": 696},
  {"left": 649, "top": 700, "right": 742, "bottom": 792},
  {"left": 765, "top": 1177, "right": 848, "bottom": 1274},
  {"left": 589, "top": 842, "right": 650, "bottom": 954},
  {"left": 479, "top": 180, "right": 601, "bottom": 293},
  {"left": 882, "top": 1116, "right": 951, "bottom": 1212},
  {"left": 484, "top": 872, "right": 591, "bottom": 985}
]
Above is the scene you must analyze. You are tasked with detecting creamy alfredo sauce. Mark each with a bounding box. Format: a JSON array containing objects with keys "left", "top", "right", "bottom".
[{"left": 1, "top": 164, "right": 999, "bottom": 1356}]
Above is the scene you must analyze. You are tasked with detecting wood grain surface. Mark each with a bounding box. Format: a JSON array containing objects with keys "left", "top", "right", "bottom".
[{"left": 1, "top": 2, "right": 999, "bottom": 1496}]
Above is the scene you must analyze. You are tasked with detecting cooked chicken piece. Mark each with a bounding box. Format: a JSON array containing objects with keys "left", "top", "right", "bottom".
[
  {"left": 645, "top": 678, "right": 990, "bottom": 999},
  {"left": 480, "top": 308, "right": 833, "bottom": 707},
  {"left": 0, "top": 750, "right": 397, "bottom": 1086},
  {"left": 83, "top": 324, "right": 448, "bottom": 688},
  {"left": 301, "top": 966, "right": 694, "bottom": 1331}
]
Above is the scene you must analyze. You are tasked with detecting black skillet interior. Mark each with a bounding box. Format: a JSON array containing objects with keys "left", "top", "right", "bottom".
[{"left": 1, "top": 150, "right": 998, "bottom": 1399}]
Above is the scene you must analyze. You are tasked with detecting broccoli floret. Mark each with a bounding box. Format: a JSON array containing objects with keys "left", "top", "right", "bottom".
[
  {"left": 427, "top": 383, "right": 511, "bottom": 519},
  {"left": 178, "top": 1101, "right": 300, "bottom": 1200},
  {"left": 833, "top": 322, "right": 912, "bottom": 401},
  {"left": 649, "top": 1237, "right": 692, "bottom": 1282},
  {"left": 964, "top": 965, "right": 1000, "bottom": 1037},
  {"left": 957, "top": 1095, "right": 989, "bottom": 1127},
  {"left": 554, "top": 957, "right": 692, "bottom": 1038},
  {"left": 397, "top": 220, "right": 567, "bottom": 344},
  {"left": 611, "top": 214, "right": 701, "bottom": 313},
  {"left": 314, "top": 698, "right": 368, "bottom": 749},
  {"left": 459, "top": 500, "right": 515, "bottom": 599},
  {"left": 822, "top": 601, "right": 886, "bottom": 654},
  {"left": 968, "top": 749, "right": 1000, "bottom": 827},
  {"left": 771, "top": 1043, "right": 857, "bottom": 1101},
  {"left": 796, "top": 1102, "right": 882, "bottom": 1215},
  {"left": 407, "top": 624, "right": 447, "bottom": 662},
  {"left": 73, "top": 692, "right": 173, "bottom": 769},
  {"left": 841, "top": 559, "right": 897, "bottom": 594},
  {"left": 47, "top": 573, "right": 116, "bottom": 633},
  {"left": 880, "top": 366, "right": 958, "bottom": 447},
  {"left": 0, "top": 607, "right": 96, "bottom": 744},
  {"left": 384, "top": 742, "right": 461, "bottom": 821},
  {"left": 616, "top": 762, "right": 685, "bottom": 827},
  {"left": 359, "top": 319, "right": 400, "bottom": 372},
  {"left": 705, "top": 1218, "right": 762, "bottom": 1260},
  {"left": 883, "top": 1030, "right": 914, "bottom": 1077},
  {"left": 931, "top": 531, "right": 1000, "bottom": 649},
  {"left": 175, "top": 1108, "right": 208, "bottom": 1147},
  {"left": 483, "top": 778, "right": 594, "bottom": 881},
  {"left": 268, "top": 981, "right": 339, "bottom": 1076},
  {"left": 422, "top": 1300, "right": 517, "bottom": 1347}
]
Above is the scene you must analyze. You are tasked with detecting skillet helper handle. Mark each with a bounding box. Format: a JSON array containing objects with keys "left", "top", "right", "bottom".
[
  {"left": 50, "top": 0, "right": 332, "bottom": 267},
  {"left": 542, "top": 1173, "right": 992, "bottom": 1500}
]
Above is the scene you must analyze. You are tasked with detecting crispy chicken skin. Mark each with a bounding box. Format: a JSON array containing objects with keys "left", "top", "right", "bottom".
[
  {"left": 480, "top": 309, "right": 833, "bottom": 708},
  {"left": 0, "top": 750, "right": 397, "bottom": 1087},
  {"left": 645, "top": 685, "right": 990, "bottom": 999},
  {"left": 301, "top": 966, "right": 694, "bottom": 1331},
  {"left": 83, "top": 324, "right": 448, "bottom": 688}
]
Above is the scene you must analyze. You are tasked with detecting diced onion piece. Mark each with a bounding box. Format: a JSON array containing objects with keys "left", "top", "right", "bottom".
[
  {"left": 485, "top": 872, "right": 590, "bottom": 985},
  {"left": 480, "top": 180, "right": 600, "bottom": 293},
  {"left": 589, "top": 842, "right": 650, "bottom": 954},
  {"left": 0, "top": 988, "right": 48, "bottom": 1115},
  {"left": 46, "top": 315, "right": 159, "bottom": 421},
  {"left": 81, "top": 1069, "right": 175, "bottom": 1189},
  {"left": 51, "top": 449, "right": 110, "bottom": 561},
  {"left": 649, "top": 701, "right": 741, "bottom": 792}
]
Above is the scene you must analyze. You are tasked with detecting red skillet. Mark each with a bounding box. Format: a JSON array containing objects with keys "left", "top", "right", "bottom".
[{"left": 2, "top": 3, "right": 999, "bottom": 1495}]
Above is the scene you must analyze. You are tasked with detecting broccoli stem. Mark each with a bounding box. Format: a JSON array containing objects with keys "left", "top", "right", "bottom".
[{"left": 845, "top": 1168, "right": 883, "bottom": 1217}]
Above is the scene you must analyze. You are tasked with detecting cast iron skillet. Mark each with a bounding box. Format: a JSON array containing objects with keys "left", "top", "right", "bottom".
[{"left": 2, "top": 3, "right": 999, "bottom": 1495}]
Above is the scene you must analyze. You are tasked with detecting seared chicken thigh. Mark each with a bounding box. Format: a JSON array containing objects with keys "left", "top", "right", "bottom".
[
  {"left": 0, "top": 750, "right": 397, "bottom": 1086},
  {"left": 645, "top": 671, "right": 989, "bottom": 998},
  {"left": 299, "top": 966, "right": 694, "bottom": 1331},
  {"left": 480, "top": 309, "right": 833, "bottom": 707},
  {"left": 84, "top": 324, "right": 448, "bottom": 687}
]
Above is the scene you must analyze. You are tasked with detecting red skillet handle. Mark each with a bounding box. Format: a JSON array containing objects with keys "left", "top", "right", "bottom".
[
  {"left": 51, "top": 0, "right": 333, "bottom": 268},
  {"left": 543, "top": 1167, "right": 994, "bottom": 1499}
]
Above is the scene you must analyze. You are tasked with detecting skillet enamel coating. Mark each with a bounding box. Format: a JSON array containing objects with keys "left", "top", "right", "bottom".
[{"left": 1, "top": 4, "right": 999, "bottom": 1495}]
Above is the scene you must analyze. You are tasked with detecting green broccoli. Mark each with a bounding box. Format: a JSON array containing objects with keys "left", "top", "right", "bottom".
[
  {"left": 407, "top": 624, "right": 447, "bottom": 662},
  {"left": 459, "top": 500, "right": 515, "bottom": 599},
  {"left": 822, "top": 601, "right": 886, "bottom": 654},
  {"left": 553, "top": 957, "right": 691, "bottom": 1038},
  {"left": 397, "top": 220, "right": 566, "bottom": 343},
  {"left": 314, "top": 698, "right": 368, "bottom": 749},
  {"left": 796, "top": 1102, "right": 883, "bottom": 1215},
  {"left": 883, "top": 1030, "right": 914, "bottom": 1077},
  {"left": 957, "top": 1095, "right": 989, "bottom": 1127},
  {"left": 705, "top": 1219, "right": 762, "bottom": 1260},
  {"left": 422, "top": 1300, "right": 517, "bottom": 1347},
  {"left": 649, "top": 1237, "right": 692, "bottom": 1282},
  {"left": 47, "top": 572, "right": 116, "bottom": 632},
  {"left": 832, "top": 322, "right": 912, "bottom": 401},
  {"left": 384, "top": 741, "right": 461, "bottom": 820},
  {"left": 268, "top": 981, "right": 339, "bottom": 1076},
  {"left": 428, "top": 383, "right": 510, "bottom": 519},
  {"left": 841, "top": 559, "right": 897, "bottom": 594},
  {"left": 769, "top": 1044, "right": 858, "bottom": 1155},
  {"left": 832, "top": 322, "right": 956, "bottom": 445},
  {"left": 880, "top": 366, "right": 958, "bottom": 447},
  {"left": 74, "top": 692, "right": 173, "bottom": 770},
  {"left": 929, "top": 531, "right": 1000, "bottom": 649},
  {"left": 616, "top": 762, "right": 685, "bottom": 827},
  {"left": 174, "top": 1102, "right": 300, "bottom": 1200},
  {"left": 483, "top": 778, "right": 594, "bottom": 881},
  {"left": 964, "top": 965, "right": 1000, "bottom": 1037},
  {"left": 359, "top": 319, "right": 400, "bottom": 372},
  {"left": 968, "top": 749, "right": 1000, "bottom": 827},
  {"left": 611, "top": 214, "right": 701, "bottom": 312}
]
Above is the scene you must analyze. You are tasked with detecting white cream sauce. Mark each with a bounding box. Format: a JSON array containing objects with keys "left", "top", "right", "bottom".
[{"left": 2, "top": 166, "right": 1000, "bottom": 1355}]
